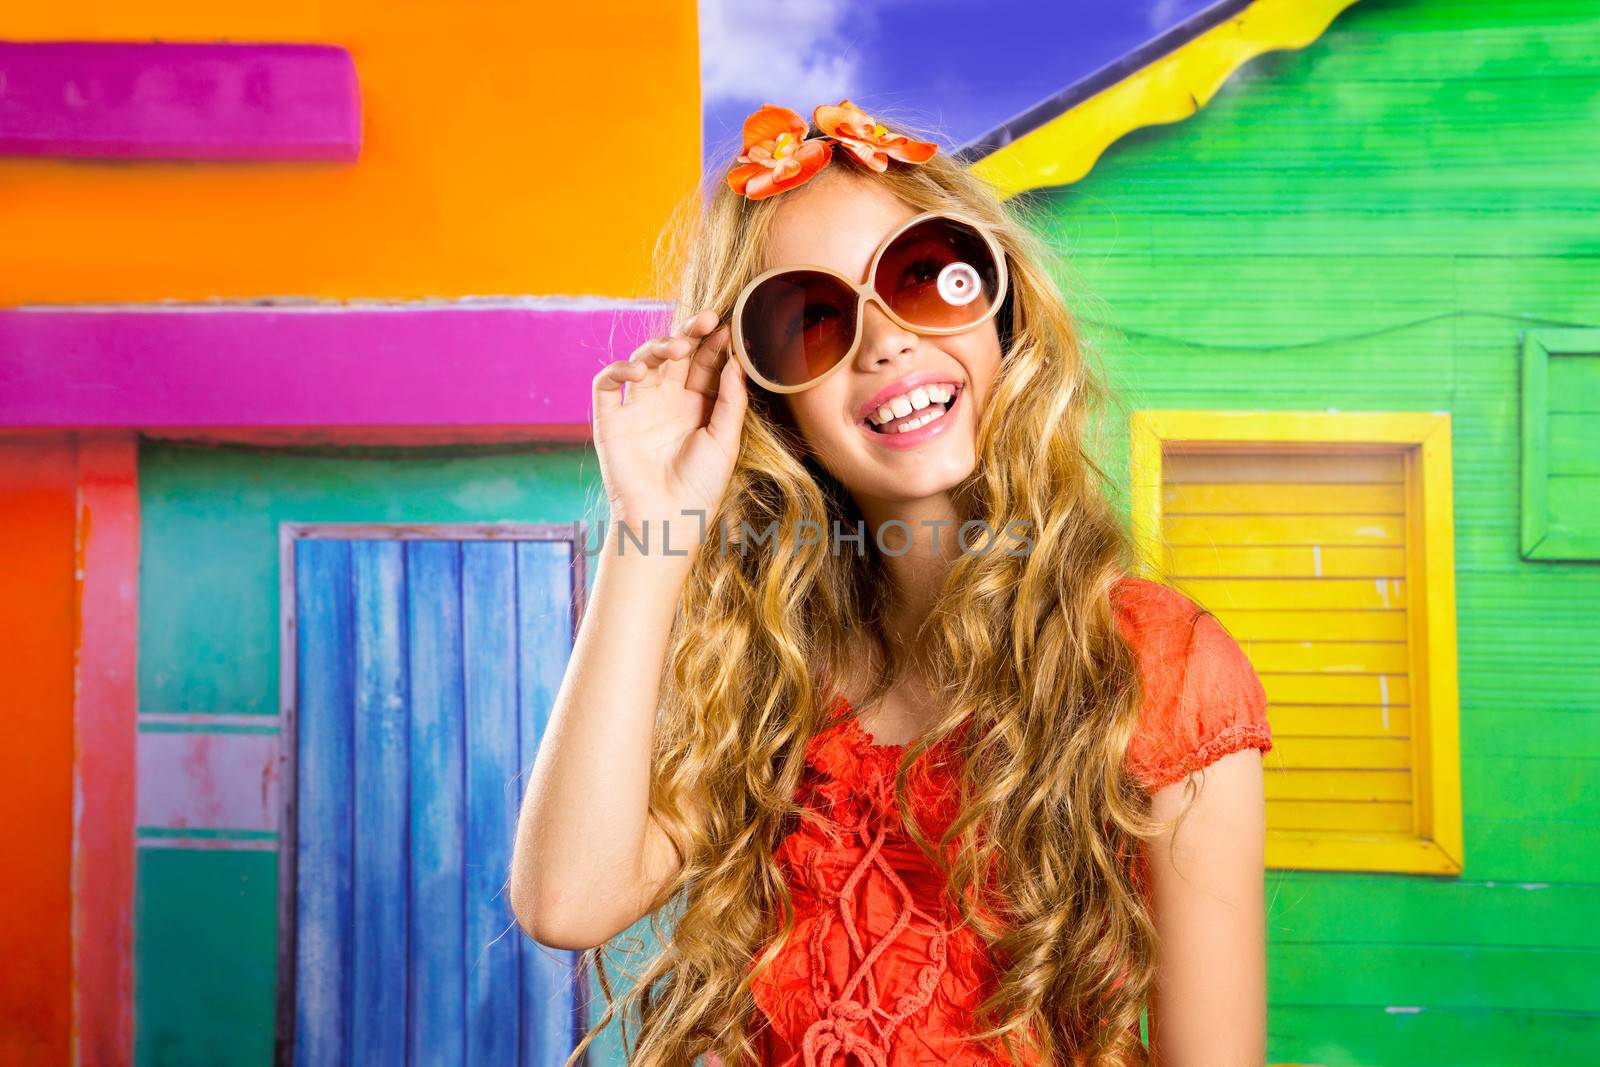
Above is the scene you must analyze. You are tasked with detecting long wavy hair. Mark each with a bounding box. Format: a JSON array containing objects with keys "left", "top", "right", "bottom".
[{"left": 569, "top": 109, "right": 1195, "bottom": 1066}]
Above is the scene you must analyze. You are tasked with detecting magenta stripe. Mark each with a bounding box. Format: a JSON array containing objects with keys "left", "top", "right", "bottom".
[
  {"left": 0, "top": 41, "right": 361, "bottom": 161},
  {"left": 0, "top": 302, "right": 665, "bottom": 430}
]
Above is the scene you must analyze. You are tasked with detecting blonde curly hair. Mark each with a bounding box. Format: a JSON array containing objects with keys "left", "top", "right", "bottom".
[{"left": 570, "top": 107, "right": 1187, "bottom": 1066}]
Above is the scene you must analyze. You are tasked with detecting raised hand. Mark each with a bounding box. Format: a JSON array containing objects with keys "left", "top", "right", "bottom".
[{"left": 591, "top": 307, "right": 748, "bottom": 560}]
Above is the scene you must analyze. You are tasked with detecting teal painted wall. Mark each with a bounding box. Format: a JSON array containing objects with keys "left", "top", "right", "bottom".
[
  {"left": 1022, "top": 0, "right": 1599, "bottom": 1060},
  {"left": 135, "top": 849, "right": 279, "bottom": 1066},
  {"left": 133, "top": 439, "right": 638, "bottom": 1065}
]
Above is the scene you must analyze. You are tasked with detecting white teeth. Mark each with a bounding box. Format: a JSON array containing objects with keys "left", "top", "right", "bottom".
[
  {"left": 896, "top": 411, "right": 939, "bottom": 433},
  {"left": 867, "top": 383, "right": 959, "bottom": 426}
]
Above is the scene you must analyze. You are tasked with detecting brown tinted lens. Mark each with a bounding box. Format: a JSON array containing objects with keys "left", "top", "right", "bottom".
[
  {"left": 873, "top": 217, "right": 1001, "bottom": 330},
  {"left": 739, "top": 270, "right": 859, "bottom": 387}
]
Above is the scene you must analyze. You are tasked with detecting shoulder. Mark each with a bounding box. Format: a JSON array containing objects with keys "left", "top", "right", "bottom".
[{"left": 1111, "top": 576, "right": 1274, "bottom": 794}]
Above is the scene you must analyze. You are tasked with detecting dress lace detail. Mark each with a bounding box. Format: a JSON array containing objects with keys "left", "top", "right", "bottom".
[
  {"left": 751, "top": 698, "right": 1005, "bottom": 1065},
  {"left": 798, "top": 797, "right": 952, "bottom": 1065},
  {"left": 748, "top": 576, "right": 1274, "bottom": 1064}
]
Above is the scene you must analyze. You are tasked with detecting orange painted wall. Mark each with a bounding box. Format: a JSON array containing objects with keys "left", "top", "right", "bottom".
[
  {"left": 0, "top": 443, "right": 78, "bottom": 1063},
  {"left": 0, "top": 1, "right": 701, "bottom": 306}
]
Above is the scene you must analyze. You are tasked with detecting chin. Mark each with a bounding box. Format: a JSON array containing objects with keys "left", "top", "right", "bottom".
[{"left": 862, "top": 457, "right": 975, "bottom": 501}]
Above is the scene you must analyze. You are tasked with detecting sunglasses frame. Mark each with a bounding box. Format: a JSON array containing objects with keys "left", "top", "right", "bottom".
[{"left": 729, "top": 210, "right": 1010, "bottom": 395}]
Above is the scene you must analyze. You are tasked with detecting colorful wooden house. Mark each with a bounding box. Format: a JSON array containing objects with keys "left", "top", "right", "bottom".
[
  {"left": 0, "top": 2, "right": 698, "bottom": 1064},
  {"left": 966, "top": 0, "right": 1598, "bottom": 1062},
  {"left": 3, "top": 0, "right": 1596, "bottom": 1065}
]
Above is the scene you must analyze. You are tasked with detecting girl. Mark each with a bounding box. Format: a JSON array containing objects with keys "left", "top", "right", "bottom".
[{"left": 511, "top": 100, "right": 1273, "bottom": 1067}]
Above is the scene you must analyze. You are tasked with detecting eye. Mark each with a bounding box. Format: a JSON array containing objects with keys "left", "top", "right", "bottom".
[
  {"left": 898, "top": 256, "right": 944, "bottom": 288},
  {"left": 784, "top": 301, "right": 839, "bottom": 341}
]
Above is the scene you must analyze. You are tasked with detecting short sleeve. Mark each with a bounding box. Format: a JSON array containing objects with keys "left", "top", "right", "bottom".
[{"left": 1115, "top": 578, "right": 1274, "bottom": 794}]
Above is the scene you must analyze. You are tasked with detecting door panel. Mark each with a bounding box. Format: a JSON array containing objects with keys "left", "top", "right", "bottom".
[{"left": 288, "top": 536, "right": 583, "bottom": 1067}]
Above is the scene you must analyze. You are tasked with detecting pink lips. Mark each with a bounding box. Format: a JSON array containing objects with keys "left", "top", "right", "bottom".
[
  {"left": 855, "top": 371, "right": 965, "bottom": 423},
  {"left": 857, "top": 381, "right": 963, "bottom": 450}
]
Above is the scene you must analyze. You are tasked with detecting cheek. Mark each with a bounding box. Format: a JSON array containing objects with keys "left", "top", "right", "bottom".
[
  {"left": 778, "top": 394, "right": 839, "bottom": 458},
  {"left": 785, "top": 387, "right": 849, "bottom": 438},
  {"left": 948, "top": 328, "right": 1003, "bottom": 393}
]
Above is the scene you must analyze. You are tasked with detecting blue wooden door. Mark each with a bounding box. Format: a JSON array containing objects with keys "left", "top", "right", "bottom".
[{"left": 287, "top": 537, "right": 585, "bottom": 1067}]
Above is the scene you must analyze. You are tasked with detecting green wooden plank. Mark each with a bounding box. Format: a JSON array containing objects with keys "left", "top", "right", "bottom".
[
  {"left": 1465, "top": 819, "right": 1600, "bottom": 883},
  {"left": 1357, "top": 0, "right": 1600, "bottom": 30},
  {"left": 1050, "top": 211, "right": 1600, "bottom": 259},
  {"left": 1307, "top": 21, "right": 1600, "bottom": 79},
  {"left": 1269, "top": 1004, "right": 1600, "bottom": 1067},
  {"left": 1269, "top": 943, "right": 1600, "bottom": 1012},
  {"left": 1463, "top": 756, "right": 1598, "bottom": 821},
  {"left": 1266, "top": 876, "right": 1600, "bottom": 948},
  {"left": 1459, "top": 707, "right": 1600, "bottom": 761}
]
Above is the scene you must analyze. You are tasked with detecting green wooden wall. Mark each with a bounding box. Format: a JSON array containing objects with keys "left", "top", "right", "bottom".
[{"left": 1021, "top": 0, "right": 1599, "bottom": 1061}]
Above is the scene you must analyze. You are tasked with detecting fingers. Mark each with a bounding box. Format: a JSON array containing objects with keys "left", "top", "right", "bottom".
[
  {"left": 684, "top": 324, "right": 733, "bottom": 397},
  {"left": 598, "top": 307, "right": 726, "bottom": 417},
  {"left": 704, "top": 343, "right": 749, "bottom": 448},
  {"left": 627, "top": 334, "right": 690, "bottom": 370},
  {"left": 628, "top": 307, "right": 721, "bottom": 370},
  {"left": 593, "top": 358, "right": 648, "bottom": 418},
  {"left": 680, "top": 307, "right": 720, "bottom": 340}
]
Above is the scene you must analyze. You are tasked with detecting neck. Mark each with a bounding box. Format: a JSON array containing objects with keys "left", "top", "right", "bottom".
[{"left": 853, "top": 491, "right": 963, "bottom": 652}]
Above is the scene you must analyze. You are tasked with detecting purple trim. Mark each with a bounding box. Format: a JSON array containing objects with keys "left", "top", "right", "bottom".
[
  {"left": 0, "top": 41, "right": 361, "bottom": 161},
  {"left": 0, "top": 303, "right": 665, "bottom": 432}
]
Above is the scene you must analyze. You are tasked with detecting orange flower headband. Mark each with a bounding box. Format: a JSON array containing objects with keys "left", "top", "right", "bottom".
[{"left": 726, "top": 100, "right": 938, "bottom": 201}]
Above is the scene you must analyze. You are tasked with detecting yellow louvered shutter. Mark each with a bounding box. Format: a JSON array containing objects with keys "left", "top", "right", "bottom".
[
  {"left": 1130, "top": 412, "right": 1462, "bottom": 873},
  {"left": 1164, "top": 450, "right": 1414, "bottom": 836}
]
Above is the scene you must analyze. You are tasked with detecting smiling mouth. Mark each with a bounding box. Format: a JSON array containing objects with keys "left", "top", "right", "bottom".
[{"left": 861, "top": 383, "right": 963, "bottom": 435}]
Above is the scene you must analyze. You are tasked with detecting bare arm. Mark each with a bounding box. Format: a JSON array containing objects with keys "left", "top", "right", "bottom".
[
  {"left": 1145, "top": 748, "right": 1268, "bottom": 1066},
  {"left": 509, "top": 308, "right": 745, "bottom": 951},
  {"left": 509, "top": 534, "right": 697, "bottom": 950}
]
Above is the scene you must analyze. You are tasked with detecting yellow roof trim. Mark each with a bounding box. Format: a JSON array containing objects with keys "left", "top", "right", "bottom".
[{"left": 971, "top": 0, "right": 1364, "bottom": 200}]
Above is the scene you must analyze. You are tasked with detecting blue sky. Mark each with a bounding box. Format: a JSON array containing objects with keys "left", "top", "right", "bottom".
[{"left": 699, "top": 0, "right": 1220, "bottom": 174}]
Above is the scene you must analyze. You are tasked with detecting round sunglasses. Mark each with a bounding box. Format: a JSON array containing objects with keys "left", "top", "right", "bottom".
[{"left": 729, "top": 211, "right": 1009, "bottom": 394}]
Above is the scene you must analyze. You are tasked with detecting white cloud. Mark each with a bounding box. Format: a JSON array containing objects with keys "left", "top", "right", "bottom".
[
  {"left": 1146, "top": 0, "right": 1185, "bottom": 31},
  {"left": 699, "top": 0, "right": 864, "bottom": 108}
]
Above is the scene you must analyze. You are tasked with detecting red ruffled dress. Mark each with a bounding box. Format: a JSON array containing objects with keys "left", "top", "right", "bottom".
[{"left": 745, "top": 576, "right": 1275, "bottom": 1066}]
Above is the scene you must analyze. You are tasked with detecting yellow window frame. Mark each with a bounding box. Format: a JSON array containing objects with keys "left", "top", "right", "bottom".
[{"left": 1129, "top": 410, "right": 1463, "bottom": 875}]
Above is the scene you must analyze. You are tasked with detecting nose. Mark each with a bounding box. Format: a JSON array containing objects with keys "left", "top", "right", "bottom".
[{"left": 855, "top": 298, "right": 918, "bottom": 370}]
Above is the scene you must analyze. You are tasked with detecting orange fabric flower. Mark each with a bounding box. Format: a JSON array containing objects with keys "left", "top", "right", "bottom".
[
  {"left": 813, "top": 99, "right": 938, "bottom": 173},
  {"left": 725, "top": 100, "right": 938, "bottom": 201},
  {"left": 725, "top": 103, "right": 834, "bottom": 201}
]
